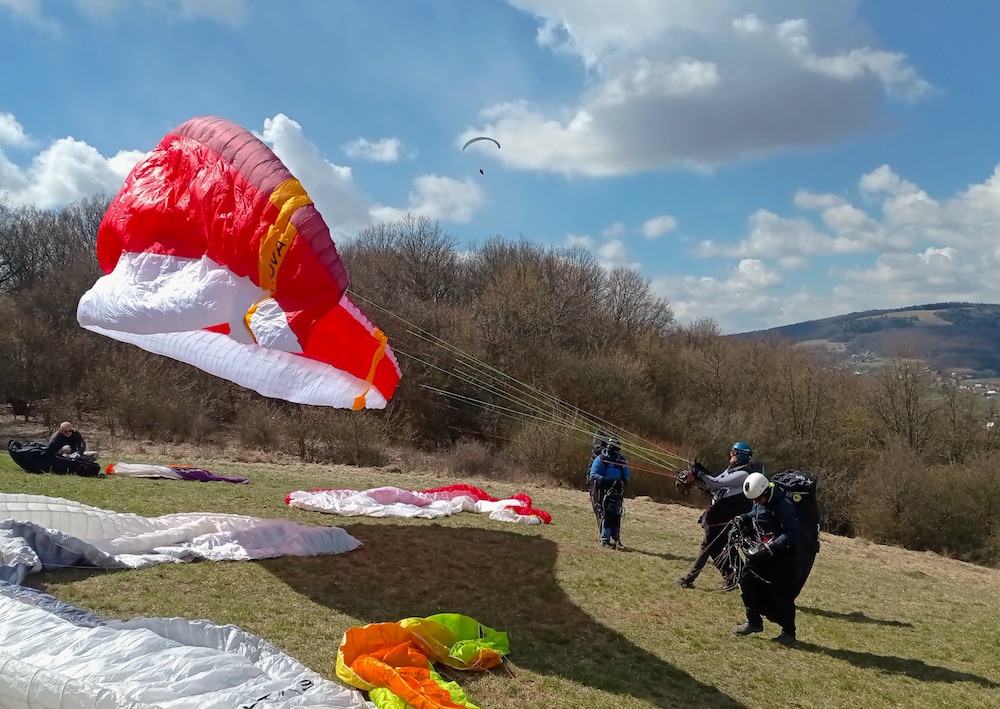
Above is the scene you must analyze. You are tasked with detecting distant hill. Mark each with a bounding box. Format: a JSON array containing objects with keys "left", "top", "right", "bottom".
[{"left": 733, "top": 302, "right": 1000, "bottom": 377}]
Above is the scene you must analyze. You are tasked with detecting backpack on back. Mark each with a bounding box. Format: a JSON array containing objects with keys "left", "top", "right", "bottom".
[{"left": 771, "top": 469, "right": 820, "bottom": 552}]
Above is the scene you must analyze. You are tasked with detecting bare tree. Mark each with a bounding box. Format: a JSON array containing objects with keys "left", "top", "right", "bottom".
[{"left": 864, "top": 357, "right": 940, "bottom": 452}]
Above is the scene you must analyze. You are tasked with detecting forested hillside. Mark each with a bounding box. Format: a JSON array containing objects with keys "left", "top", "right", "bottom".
[
  {"left": 737, "top": 303, "right": 1000, "bottom": 375},
  {"left": 4, "top": 196, "right": 1000, "bottom": 566}
]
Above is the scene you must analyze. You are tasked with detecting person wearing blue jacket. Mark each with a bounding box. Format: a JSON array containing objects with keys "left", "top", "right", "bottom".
[
  {"left": 588, "top": 436, "right": 631, "bottom": 549},
  {"left": 732, "top": 472, "right": 801, "bottom": 645}
]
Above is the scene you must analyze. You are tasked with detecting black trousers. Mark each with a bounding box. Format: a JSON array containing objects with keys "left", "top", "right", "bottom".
[
  {"left": 792, "top": 545, "right": 819, "bottom": 599},
  {"left": 683, "top": 494, "right": 752, "bottom": 582},
  {"left": 741, "top": 555, "right": 798, "bottom": 634}
]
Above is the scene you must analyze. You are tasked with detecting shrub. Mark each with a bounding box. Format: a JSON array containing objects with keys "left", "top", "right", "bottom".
[
  {"left": 235, "top": 398, "right": 291, "bottom": 450},
  {"left": 309, "top": 410, "right": 392, "bottom": 467},
  {"left": 505, "top": 422, "right": 593, "bottom": 487},
  {"left": 448, "top": 438, "right": 500, "bottom": 477}
]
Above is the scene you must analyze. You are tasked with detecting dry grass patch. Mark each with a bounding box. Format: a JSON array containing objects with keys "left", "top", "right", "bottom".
[{"left": 0, "top": 442, "right": 998, "bottom": 708}]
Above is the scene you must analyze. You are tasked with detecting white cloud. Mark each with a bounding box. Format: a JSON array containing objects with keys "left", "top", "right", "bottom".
[
  {"left": 463, "top": 2, "right": 930, "bottom": 177},
  {"left": 602, "top": 221, "right": 626, "bottom": 239},
  {"left": 598, "top": 238, "right": 640, "bottom": 269},
  {"left": 641, "top": 214, "right": 677, "bottom": 238},
  {"left": 264, "top": 116, "right": 485, "bottom": 228},
  {"left": 0, "top": 114, "right": 145, "bottom": 209},
  {"left": 3, "top": 0, "right": 247, "bottom": 30},
  {"left": 793, "top": 189, "right": 846, "bottom": 210},
  {"left": 0, "top": 112, "right": 483, "bottom": 233},
  {"left": 342, "top": 137, "right": 403, "bottom": 162},
  {"left": 0, "top": 113, "right": 30, "bottom": 148},
  {"left": 0, "top": 0, "right": 60, "bottom": 32},
  {"left": 696, "top": 208, "right": 891, "bottom": 259},
  {"left": 261, "top": 114, "right": 373, "bottom": 234},
  {"left": 563, "top": 232, "right": 639, "bottom": 270},
  {"left": 777, "top": 255, "right": 808, "bottom": 270},
  {"left": 668, "top": 161, "right": 1000, "bottom": 331},
  {"left": 74, "top": 0, "right": 246, "bottom": 25},
  {"left": 652, "top": 258, "right": 783, "bottom": 323},
  {"left": 371, "top": 175, "right": 485, "bottom": 224}
]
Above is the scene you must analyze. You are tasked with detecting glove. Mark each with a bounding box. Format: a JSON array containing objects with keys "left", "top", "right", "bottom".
[
  {"left": 733, "top": 514, "right": 752, "bottom": 533},
  {"left": 744, "top": 544, "right": 769, "bottom": 568}
]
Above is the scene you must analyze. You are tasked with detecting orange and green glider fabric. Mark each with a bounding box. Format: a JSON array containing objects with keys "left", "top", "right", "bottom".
[{"left": 336, "top": 614, "right": 509, "bottom": 709}]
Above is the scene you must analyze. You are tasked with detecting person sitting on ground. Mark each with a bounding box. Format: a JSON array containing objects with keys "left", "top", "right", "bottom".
[
  {"left": 46, "top": 422, "right": 86, "bottom": 457},
  {"left": 588, "top": 436, "right": 631, "bottom": 549},
  {"left": 677, "top": 441, "right": 761, "bottom": 590},
  {"left": 732, "top": 471, "right": 801, "bottom": 646}
]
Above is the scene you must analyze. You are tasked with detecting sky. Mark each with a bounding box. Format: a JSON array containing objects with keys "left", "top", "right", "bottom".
[{"left": 2, "top": 0, "right": 999, "bottom": 334}]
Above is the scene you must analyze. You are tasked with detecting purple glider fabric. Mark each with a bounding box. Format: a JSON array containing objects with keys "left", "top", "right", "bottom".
[
  {"left": 172, "top": 467, "right": 250, "bottom": 484},
  {"left": 105, "top": 462, "right": 249, "bottom": 484}
]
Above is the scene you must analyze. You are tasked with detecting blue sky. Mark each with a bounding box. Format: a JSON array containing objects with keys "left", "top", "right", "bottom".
[{"left": 2, "top": 0, "right": 1000, "bottom": 334}]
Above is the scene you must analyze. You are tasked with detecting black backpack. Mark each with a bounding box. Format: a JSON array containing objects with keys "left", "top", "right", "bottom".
[
  {"left": 8, "top": 439, "right": 101, "bottom": 477},
  {"left": 770, "top": 469, "right": 820, "bottom": 552}
]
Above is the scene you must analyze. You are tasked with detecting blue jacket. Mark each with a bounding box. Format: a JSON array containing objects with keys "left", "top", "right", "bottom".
[
  {"left": 589, "top": 451, "right": 631, "bottom": 483},
  {"left": 746, "top": 483, "right": 799, "bottom": 554}
]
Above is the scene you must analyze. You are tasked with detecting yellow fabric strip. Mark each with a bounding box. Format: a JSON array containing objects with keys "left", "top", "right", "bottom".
[
  {"left": 352, "top": 328, "right": 389, "bottom": 410},
  {"left": 242, "top": 299, "right": 263, "bottom": 343},
  {"left": 259, "top": 178, "right": 312, "bottom": 292}
]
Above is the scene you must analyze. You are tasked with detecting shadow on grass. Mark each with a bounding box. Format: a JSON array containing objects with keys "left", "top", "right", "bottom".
[
  {"left": 260, "top": 523, "right": 749, "bottom": 709},
  {"left": 795, "top": 642, "right": 1000, "bottom": 687},
  {"left": 619, "top": 546, "right": 695, "bottom": 563},
  {"left": 799, "top": 606, "right": 914, "bottom": 628}
]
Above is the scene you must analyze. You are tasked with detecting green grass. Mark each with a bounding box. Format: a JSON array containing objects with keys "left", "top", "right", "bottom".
[{"left": 2, "top": 448, "right": 999, "bottom": 709}]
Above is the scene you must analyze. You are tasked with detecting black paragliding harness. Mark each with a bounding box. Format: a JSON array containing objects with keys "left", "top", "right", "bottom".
[
  {"left": 719, "top": 514, "right": 773, "bottom": 589},
  {"left": 594, "top": 476, "right": 626, "bottom": 549}
]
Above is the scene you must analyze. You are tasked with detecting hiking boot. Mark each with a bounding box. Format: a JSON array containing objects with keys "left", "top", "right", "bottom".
[
  {"left": 677, "top": 577, "right": 695, "bottom": 589},
  {"left": 771, "top": 631, "right": 797, "bottom": 646},
  {"left": 733, "top": 621, "right": 764, "bottom": 636},
  {"left": 601, "top": 540, "right": 615, "bottom": 549}
]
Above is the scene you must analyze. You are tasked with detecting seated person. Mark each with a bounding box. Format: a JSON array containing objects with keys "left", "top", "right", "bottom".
[{"left": 46, "top": 421, "right": 90, "bottom": 458}]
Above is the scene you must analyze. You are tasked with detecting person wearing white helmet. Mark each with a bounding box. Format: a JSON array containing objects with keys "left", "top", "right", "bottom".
[
  {"left": 731, "top": 471, "right": 801, "bottom": 646},
  {"left": 677, "top": 441, "right": 762, "bottom": 590}
]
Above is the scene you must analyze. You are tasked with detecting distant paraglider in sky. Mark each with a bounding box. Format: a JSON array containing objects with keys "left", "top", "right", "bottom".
[
  {"left": 462, "top": 136, "right": 500, "bottom": 151},
  {"left": 463, "top": 136, "right": 500, "bottom": 175}
]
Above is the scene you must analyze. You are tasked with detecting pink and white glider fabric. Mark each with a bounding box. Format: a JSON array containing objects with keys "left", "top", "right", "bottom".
[{"left": 285, "top": 483, "right": 553, "bottom": 525}]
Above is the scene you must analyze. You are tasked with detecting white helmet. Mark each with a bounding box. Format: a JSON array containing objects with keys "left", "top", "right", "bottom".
[{"left": 743, "top": 472, "right": 770, "bottom": 499}]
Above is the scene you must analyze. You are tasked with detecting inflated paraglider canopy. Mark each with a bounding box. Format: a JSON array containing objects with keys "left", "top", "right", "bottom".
[
  {"left": 462, "top": 136, "right": 500, "bottom": 151},
  {"left": 462, "top": 136, "right": 500, "bottom": 175},
  {"left": 77, "top": 116, "right": 401, "bottom": 409}
]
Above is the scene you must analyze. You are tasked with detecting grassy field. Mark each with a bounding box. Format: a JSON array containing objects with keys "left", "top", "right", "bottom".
[{"left": 2, "top": 437, "right": 999, "bottom": 709}]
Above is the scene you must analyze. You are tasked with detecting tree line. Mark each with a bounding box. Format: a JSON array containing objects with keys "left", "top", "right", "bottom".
[{"left": 2, "top": 196, "right": 999, "bottom": 566}]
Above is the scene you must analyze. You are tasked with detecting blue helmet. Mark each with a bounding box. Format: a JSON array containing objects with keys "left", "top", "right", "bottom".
[{"left": 730, "top": 441, "right": 752, "bottom": 463}]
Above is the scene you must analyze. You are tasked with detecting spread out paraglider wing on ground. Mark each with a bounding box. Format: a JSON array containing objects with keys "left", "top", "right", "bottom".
[
  {"left": 0, "top": 583, "right": 372, "bottom": 709},
  {"left": 105, "top": 462, "right": 249, "bottom": 484},
  {"left": 336, "top": 613, "right": 509, "bottom": 709},
  {"left": 77, "top": 115, "right": 401, "bottom": 410},
  {"left": 285, "top": 483, "right": 553, "bottom": 524},
  {"left": 0, "top": 492, "right": 363, "bottom": 585}
]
